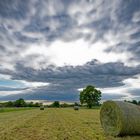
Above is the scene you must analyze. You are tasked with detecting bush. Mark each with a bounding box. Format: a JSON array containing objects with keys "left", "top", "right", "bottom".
[
  {"left": 51, "top": 101, "right": 60, "bottom": 108},
  {"left": 14, "top": 98, "right": 26, "bottom": 107},
  {"left": 0, "top": 99, "right": 42, "bottom": 107}
]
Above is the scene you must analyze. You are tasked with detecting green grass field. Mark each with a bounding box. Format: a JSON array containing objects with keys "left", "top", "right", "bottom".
[
  {"left": 0, "top": 108, "right": 139, "bottom": 140},
  {"left": 0, "top": 107, "right": 34, "bottom": 113}
]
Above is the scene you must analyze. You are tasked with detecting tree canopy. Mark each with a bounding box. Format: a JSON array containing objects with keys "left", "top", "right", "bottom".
[
  {"left": 80, "top": 85, "right": 101, "bottom": 108},
  {"left": 51, "top": 101, "right": 60, "bottom": 108},
  {"left": 0, "top": 98, "right": 42, "bottom": 107}
]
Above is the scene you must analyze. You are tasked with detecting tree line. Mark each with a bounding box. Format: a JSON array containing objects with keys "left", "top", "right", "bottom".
[
  {"left": 47, "top": 101, "right": 80, "bottom": 108},
  {"left": 124, "top": 100, "right": 140, "bottom": 105},
  {"left": 0, "top": 98, "right": 42, "bottom": 107}
]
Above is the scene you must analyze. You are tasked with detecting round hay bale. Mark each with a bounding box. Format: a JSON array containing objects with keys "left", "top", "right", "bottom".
[
  {"left": 100, "top": 101, "right": 140, "bottom": 136},
  {"left": 74, "top": 106, "right": 79, "bottom": 110},
  {"left": 40, "top": 106, "right": 44, "bottom": 110}
]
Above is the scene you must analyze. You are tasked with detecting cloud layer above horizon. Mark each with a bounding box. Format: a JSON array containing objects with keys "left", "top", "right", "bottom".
[{"left": 0, "top": 0, "right": 140, "bottom": 101}]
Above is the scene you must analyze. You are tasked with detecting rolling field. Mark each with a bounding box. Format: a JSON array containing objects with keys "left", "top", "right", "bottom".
[{"left": 0, "top": 108, "right": 139, "bottom": 140}]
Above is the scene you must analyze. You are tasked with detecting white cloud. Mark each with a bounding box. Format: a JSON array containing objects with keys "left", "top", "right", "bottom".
[
  {"left": 68, "top": 0, "right": 121, "bottom": 26},
  {"left": 0, "top": 0, "right": 140, "bottom": 101},
  {"left": 0, "top": 0, "right": 36, "bottom": 33},
  {"left": 123, "top": 75, "right": 140, "bottom": 89},
  {"left": 21, "top": 80, "right": 50, "bottom": 88},
  {"left": 0, "top": 74, "right": 11, "bottom": 80},
  {"left": 0, "top": 80, "right": 50, "bottom": 96},
  {"left": 0, "top": 0, "right": 139, "bottom": 71},
  {"left": 0, "top": 90, "right": 25, "bottom": 96},
  {"left": 101, "top": 75, "right": 140, "bottom": 100},
  {"left": 39, "top": 0, "right": 64, "bottom": 17},
  {"left": 132, "top": 11, "right": 140, "bottom": 23},
  {"left": 22, "top": 38, "right": 131, "bottom": 67}
]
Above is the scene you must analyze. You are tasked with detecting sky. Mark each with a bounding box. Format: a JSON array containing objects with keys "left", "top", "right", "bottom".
[{"left": 0, "top": 0, "right": 140, "bottom": 102}]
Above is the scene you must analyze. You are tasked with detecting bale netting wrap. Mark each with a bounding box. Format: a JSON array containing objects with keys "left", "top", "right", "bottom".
[{"left": 100, "top": 101, "right": 140, "bottom": 136}]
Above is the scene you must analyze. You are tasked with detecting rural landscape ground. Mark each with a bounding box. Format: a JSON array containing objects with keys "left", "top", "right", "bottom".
[{"left": 0, "top": 108, "right": 139, "bottom": 140}]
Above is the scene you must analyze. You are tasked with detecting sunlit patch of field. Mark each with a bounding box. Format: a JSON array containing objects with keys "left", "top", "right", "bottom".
[{"left": 0, "top": 108, "right": 139, "bottom": 140}]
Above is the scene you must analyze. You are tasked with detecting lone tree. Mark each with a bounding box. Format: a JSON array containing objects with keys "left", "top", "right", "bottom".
[
  {"left": 14, "top": 98, "right": 26, "bottom": 107},
  {"left": 52, "top": 101, "right": 60, "bottom": 108},
  {"left": 80, "top": 85, "right": 101, "bottom": 108}
]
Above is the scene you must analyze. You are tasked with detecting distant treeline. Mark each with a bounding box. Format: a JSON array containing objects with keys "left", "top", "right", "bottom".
[
  {"left": 46, "top": 101, "right": 100, "bottom": 108},
  {"left": 0, "top": 99, "right": 139, "bottom": 108},
  {"left": 0, "top": 99, "right": 82, "bottom": 108},
  {"left": 46, "top": 101, "right": 80, "bottom": 108},
  {"left": 124, "top": 100, "right": 140, "bottom": 105},
  {"left": 0, "top": 98, "right": 42, "bottom": 107},
  {"left": 46, "top": 100, "right": 140, "bottom": 108},
  {"left": 0, "top": 99, "right": 80, "bottom": 108}
]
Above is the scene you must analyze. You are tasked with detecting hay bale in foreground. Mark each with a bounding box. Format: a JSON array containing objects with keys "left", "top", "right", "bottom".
[
  {"left": 74, "top": 106, "right": 79, "bottom": 110},
  {"left": 100, "top": 101, "right": 140, "bottom": 136}
]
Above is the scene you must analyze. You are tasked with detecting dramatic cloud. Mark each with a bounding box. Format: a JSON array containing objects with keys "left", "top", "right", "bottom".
[
  {"left": 1, "top": 61, "right": 140, "bottom": 101},
  {"left": 0, "top": 0, "right": 140, "bottom": 101}
]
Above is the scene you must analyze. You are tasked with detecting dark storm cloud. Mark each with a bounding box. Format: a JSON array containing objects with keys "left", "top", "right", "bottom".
[
  {"left": 103, "top": 1, "right": 140, "bottom": 62},
  {"left": 12, "top": 60, "right": 140, "bottom": 85},
  {"left": 0, "top": 0, "right": 139, "bottom": 52},
  {"left": 105, "top": 40, "right": 140, "bottom": 62},
  {"left": 0, "top": 85, "right": 78, "bottom": 101},
  {"left": 1, "top": 60, "right": 139, "bottom": 101},
  {"left": 0, "top": 0, "right": 30, "bottom": 19},
  {"left": 13, "top": 32, "right": 39, "bottom": 43},
  {"left": 116, "top": 0, "right": 140, "bottom": 23},
  {"left": 127, "top": 88, "right": 140, "bottom": 97},
  {"left": 0, "top": 86, "right": 28, "bottom": 91},
  {"left": 0, "top": 0, "right": 140, "bottom": 100},
  {"left": 101, "top": 94, "right": 125, "bottom": 101}
]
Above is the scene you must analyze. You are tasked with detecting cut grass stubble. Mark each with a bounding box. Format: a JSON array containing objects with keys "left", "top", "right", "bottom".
[{"left": 0, "top": 107, "right": 139, "bottom": 140}]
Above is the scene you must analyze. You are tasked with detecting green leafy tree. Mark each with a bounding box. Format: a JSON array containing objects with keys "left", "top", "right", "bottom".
[
  {"left": 132, "top": 100, "right": 138, "bottom": 105},
  {"left": 5, "top": 101, "right": 14, "bottom": 107},
  {"left": 80, "top": 85, "right": 101, "bottom": 108},
  {"left": 14, "top": 98, "right": 26, "bottom": 107},
  {"left": 27, "top": 102, "right": 34, "bottom": 107},
  {"left": 74, "top": 102, "right": 79, "bottom": 106},
  {"left": 34, "top": 102, "right": 41, "bottom": 107},
  {"left": 52, "top": 101, "right": 60, "bottom": 108}
]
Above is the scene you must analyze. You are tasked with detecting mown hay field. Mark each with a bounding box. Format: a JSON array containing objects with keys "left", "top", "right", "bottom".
[
  {"left": 0, "top": 107, "right": 34, "bottom": 113},
  {"left": 0, "top": 108, "right": 139, "bottom": 140}
]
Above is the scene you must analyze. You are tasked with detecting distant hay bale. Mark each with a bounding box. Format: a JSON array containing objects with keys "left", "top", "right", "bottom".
[
  {"left": 74, "top": 106, "right": 79, "bottom": 110},
  {"left": 40, "top": 106, "right": 44, "bottom": 110},
  {"left": 100, "top": 101, "right": 140, "bottom": 136}
]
